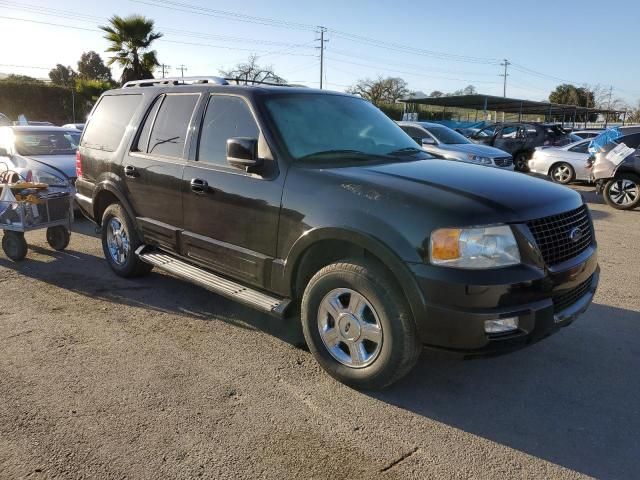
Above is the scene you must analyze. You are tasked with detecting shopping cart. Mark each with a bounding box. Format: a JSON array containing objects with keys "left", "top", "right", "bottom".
[{"left": 0, "top": 187, "right": 73, "bottom": 261}]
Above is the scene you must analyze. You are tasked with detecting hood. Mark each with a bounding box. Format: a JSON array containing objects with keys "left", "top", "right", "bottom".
[
  {"left": 437, "top": 143, "right": 511, "bottom": 158},
  {"left": 331, "top": 158, "right": 583, "bottom": 224},
  {"left": 17, "top": 154, "right": 77, "bottom": 179}
]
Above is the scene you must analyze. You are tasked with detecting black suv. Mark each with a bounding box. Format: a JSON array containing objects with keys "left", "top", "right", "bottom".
[
  {"left": 76, "top": 77, "right": 599, "bottom": 389},
  {"left": 470, "top": 123, "right": 574, "bottom": 171}
]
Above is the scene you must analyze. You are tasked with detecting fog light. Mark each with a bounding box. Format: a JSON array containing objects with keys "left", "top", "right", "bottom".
[{"left": 484, "top": 317, "right": 519, "bottom": 334}]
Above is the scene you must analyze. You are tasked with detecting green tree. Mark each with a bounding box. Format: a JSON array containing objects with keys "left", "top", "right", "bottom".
[
  {"left": 100, "top": 15, "right": 163, "bottom": 84},
  {"left": 77, "top": 51, "right": 113, "bottom": 82},
  {"left": 549, "top": 84, "right": 595, "bottom": 107},
  {"left": 48, "top": 64, "right": 76, "bottom": 87}
]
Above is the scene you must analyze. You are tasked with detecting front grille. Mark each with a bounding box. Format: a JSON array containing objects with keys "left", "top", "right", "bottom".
[
  {"left": 552, "top": 275, "right": 594, "bottom": 313},
  {"left": 494, "top": 157, "right": 513, "bottom": 167},
  {"left": 527, "top": 205, "right": 593, "bottom": 266}
]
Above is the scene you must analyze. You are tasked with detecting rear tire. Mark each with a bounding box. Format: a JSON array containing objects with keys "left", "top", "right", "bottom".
[
  {"left": 549, "top": 162, "right": 575, "bottom": 185},
  {"left": 101, "top": 203, "right": 152, "bottom": 277},
  {"left": 603, "top": 174, "right": 640, "bottom": 210},
  {"left": 301, "top": 258, "right": 421, "bottom": 390},
  {"left": 2, "top": 231, "right": 28, "bottom": 261},
  {"left": 514, "top": 152, "right": 530, "bottom": 172},
  {"left": 46, "top": 226, "right": 70, "bottom": 251}
]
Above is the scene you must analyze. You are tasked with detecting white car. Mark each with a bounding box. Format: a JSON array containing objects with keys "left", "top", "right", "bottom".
[{"left": 528, "top": 139, "right": 592, "bottom": 184}]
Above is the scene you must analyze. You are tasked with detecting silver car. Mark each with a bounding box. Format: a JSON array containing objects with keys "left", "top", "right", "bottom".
[
  {"left": 397, "top": 121, "right": 514, "bottom": 169},
  {"left": 528, "top": 139, "right": 592, "bottom": 184},
  {"left": 0, "top": 126, "right": 79, "bottom": 187}
]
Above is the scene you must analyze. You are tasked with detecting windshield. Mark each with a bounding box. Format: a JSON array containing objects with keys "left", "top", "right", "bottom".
[
  {"left": 14, "top": 131, "right": 80, "bottom": 156},
  {"left": 424, "top": 125, "right": 470, "bottom": 145},
  {"left": 264, "top": 94, "right": 421, "bottom": 161}
]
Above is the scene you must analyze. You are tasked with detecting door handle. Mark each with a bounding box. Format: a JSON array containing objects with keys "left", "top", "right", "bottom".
[
  {"left": 124, "top": 165, "right": 138, "bottom": 178},
  {"left": 190, "top": 178, "right": 209, "bottom": 194}
]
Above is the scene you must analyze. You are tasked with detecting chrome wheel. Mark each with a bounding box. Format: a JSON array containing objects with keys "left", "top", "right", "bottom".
[
  {"left": 552, "top": 164, "right": 573, "bottom": 183},
  {"left": 106, "top": 217, "right": 130, "bottom": 265},
  {"left": 609, "top": 179, "right": 639, "bottom": 206},
  {"left": 317, "top": 288, "right": 383, "bottom": 368}
]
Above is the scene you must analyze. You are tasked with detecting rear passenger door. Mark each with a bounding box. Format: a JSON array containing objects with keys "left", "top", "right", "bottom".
[
  {"left": 123, "top": 93, "right": 200, "bottom": 250},
  {"left": 493, "top": 125, "right": 523, "bottom": 154},
  {"left": 181, "top": 94, "right": 284, "bottom": 289}
]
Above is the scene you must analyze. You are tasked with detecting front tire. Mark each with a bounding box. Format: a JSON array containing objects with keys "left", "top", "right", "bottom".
[
  {"left": 603, "top": 174, "right": 640, "bottom": 210},
  {"left": 301, "top": 259, "right": 421, "bottom": 390},
  {"left": 549, "top": 162, "right": 575, "bottom": 184},
  {"left": 101, "top": 203, "right": 152, "bottom": 277}
]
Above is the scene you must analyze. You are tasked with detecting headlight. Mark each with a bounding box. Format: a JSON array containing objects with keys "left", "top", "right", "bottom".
[
  {"left": 33, "top": 171, "right": 67, "bottom": 187},
  {"left": 429, "top": 225, "right": 521, "bottom": 269},
  {"left": 468, "top": 154, "right": 492, "bottom": 165}
]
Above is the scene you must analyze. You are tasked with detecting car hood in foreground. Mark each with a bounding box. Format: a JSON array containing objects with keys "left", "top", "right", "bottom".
[
  {"left": 437, "top": 143, "right": 511, "bottom": 158},
  {"left": 332, "top": 158, "right": 583, "bottom": 224}
]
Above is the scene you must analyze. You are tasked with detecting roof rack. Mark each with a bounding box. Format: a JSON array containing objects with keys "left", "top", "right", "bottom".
[
  {"left": 223, "top": 78, "right": 293, "bottom": 87},
  {"left": 123, "top": 76, "right": 229, "bottom": 88}
]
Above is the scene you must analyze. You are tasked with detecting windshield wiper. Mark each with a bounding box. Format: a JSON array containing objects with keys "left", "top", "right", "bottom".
[
  {"left": 387, "top": 147, "right": 423, "bottom": 155},
  {"left": 297, "top": 149, "right": 372, "bottom": 161}
]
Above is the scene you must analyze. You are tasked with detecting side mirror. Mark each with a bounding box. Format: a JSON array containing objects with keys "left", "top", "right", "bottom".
[
  {"left": 226, "top": 137, "right": 262, "bottom": 171},
  {"left": 0, "top": 147, "right": 9, "bottom": 157},
  {"left": 421, "top": 137, "right": 436, "bottom": 146}
]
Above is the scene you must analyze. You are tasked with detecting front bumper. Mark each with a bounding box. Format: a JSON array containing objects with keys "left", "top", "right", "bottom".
[{"left": 408, "top": 248, "right": 599, "bottom": 353}]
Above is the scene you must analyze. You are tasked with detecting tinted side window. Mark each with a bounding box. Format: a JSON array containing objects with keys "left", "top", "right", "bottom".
[
  {"left": 620, "top": 133, "right": 640, "bottom": 149},
  {"left": 569, "top": 142, "right": 589, "bottom": 153},
  {"left": 135, "top": 95, "right": 163, "bottom": 152},
  {"left": 82, "top": 94, "right": 143, "bottom": 152},
  {"left": 148, "top": 94, "right": 199, "bottom": 158},
  {"left": 198, "top": 95, "right": 259, "bottom": 166},
  {"left": 500, "top": 126, "right": 519, "bottom": 138}
]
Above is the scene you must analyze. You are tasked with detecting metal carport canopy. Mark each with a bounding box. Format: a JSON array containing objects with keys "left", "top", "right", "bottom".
[{"left": 400, "top": 93, "right": 624, "bottom": 116}]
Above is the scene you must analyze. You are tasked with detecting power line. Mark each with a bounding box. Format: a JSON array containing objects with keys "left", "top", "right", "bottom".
[
  {"left": 129, "top": 0, "right": 318, "bottom": 31},
  {"left": 177, "top": 64, "right": 187, "bottom": 78}
]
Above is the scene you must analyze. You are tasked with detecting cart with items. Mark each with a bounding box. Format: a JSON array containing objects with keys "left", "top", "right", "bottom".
[{"left": 0, "top": 181, "right": 73, "bottom": 261}]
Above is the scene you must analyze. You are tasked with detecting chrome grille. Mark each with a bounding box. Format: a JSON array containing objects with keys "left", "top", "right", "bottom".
[
  {"left": 494, "top": 157, "right": 513, "bottom": 167},
  {"left": 552, "top": 274, "right": 594, "bottom": 313},
  {"left": 527, "top": 205, "right": 593, "bottom": 266}
]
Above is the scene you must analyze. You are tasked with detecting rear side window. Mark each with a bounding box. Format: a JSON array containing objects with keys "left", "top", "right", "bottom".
[
  {"left": 82, "top": 94, "right": 142, "bottom": 151},
  {"left": 147, "top": 93, "right": 199, "bottom": 158},
  {"left": 135, "top": 95, "right": 163, "bottom": 152},
  {"left": 198, "top": 95, "right": 259, "bottom": 166},
  {"left": 619, "top": 133, "right": 640, "bottom": 149}
]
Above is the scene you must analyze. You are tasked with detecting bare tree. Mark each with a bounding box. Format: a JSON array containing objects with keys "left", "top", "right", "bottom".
[
  {"left": 347, "top": 76, "right": 410, "bottom": 105},
  {"left": 219, "top": 54, "right": 286, "bottom": 85}
]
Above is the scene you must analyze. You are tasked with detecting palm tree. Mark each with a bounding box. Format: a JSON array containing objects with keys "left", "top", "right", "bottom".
[{"left": 100, "top": 15, "right": 163, "bottom": 84}]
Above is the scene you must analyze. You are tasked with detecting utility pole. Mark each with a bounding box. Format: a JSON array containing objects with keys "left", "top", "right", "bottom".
[
  {"left": 161, "top": 64, "right": 171, "bottom": 78},
  {"left": 178, "top": 64, "right": 188, "bottom": 78},
  {"left": 316, "top": 26, "right": 328, "bottom": 89},
  {"left": 500, "top": 59, "right": 510, "bottom": 98}
]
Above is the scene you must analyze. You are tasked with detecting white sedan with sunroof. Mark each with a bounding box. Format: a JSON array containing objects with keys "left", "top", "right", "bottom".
[{"left": 528, "top": 138, "right": 592, "bottom": 184}]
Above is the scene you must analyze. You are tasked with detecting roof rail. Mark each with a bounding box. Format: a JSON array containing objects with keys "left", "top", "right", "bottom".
[
  {"left": 223, "top": 78, "right": 295, "bottom": 87},
  {"left": 123, "top": 76, "right": 229, "bottom": 88}
]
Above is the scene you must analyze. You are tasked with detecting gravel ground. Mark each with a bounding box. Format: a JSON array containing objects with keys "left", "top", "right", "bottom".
[{"left": 0, "top": 185, "right": 638, "bottom": 480}]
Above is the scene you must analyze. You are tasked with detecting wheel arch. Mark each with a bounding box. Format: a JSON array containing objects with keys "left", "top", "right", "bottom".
[
  {"left": 284, "top": 227, "right": 426, "bottom": 325},
  {"left": 92, "top": 180, "right": 140, "bottom": 236}
]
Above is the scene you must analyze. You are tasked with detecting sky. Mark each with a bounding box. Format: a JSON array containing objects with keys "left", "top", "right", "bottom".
[{"left": 1, "top": 0, "right": 639, "bottom": 106}]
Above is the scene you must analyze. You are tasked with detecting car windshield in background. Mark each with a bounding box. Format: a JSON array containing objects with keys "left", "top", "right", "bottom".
[
  {"left": 264, "top": 94, "right": 423, "bottom": 161},
  {"left": 15, "top": 131, "right": 80, "bottom": 156},
  {"left": 425, "top": 126, "right": 471, "bottom": 145}
]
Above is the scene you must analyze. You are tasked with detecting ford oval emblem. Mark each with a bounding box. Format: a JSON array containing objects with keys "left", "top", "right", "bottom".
[{"left": 569, "top": 227, "right": 583, "bottom": 243}]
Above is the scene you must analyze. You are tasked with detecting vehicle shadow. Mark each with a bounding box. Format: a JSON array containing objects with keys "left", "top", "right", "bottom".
[
  {"left": 0, "top": 239, "right": 305, "bottom": 348},
  {"left": 371, "top": 302, "right": 640, "bottom": 479}
]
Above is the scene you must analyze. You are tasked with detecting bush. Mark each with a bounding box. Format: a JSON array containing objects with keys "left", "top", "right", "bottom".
[{"left": 0, "top": 81, "right": 94, "bottom": 125}]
